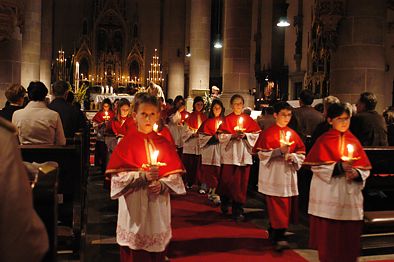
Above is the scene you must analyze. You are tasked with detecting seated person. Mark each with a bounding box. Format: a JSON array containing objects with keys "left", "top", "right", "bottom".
[
  {"left": 12, "top": 81, "right": 66, "bottom": 145},
  {"left": 0, "top": 83, "right": 26, "bottom": 121}
]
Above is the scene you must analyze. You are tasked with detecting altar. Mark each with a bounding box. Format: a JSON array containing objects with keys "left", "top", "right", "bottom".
[{"left": 91, "top": 94, "right": 135, "bottom": 104}]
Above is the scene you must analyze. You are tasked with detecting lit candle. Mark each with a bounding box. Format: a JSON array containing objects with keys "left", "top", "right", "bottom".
[
  {"left": 151, "top": 150, "right": 159, "bottom": 165},
  {"left": 237, "top": 117, "right": 244, "bottom": 130},
  {"left": 153, "top": 123, "right": 159, "bottom": 132},
  {"left": 216, "top": 120, "right": 222, "bottom": 130},
  {"left": 347, "top": 144, "right": 354, "bottom": 159},
  {"left": 103, "top": 111, "right": 109, "bottom": 121},
  {"left": 285, "top": 131, "right": 291, "bottom": 144}
]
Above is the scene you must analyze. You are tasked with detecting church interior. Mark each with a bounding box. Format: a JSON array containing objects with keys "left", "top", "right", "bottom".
[{"left": 1, "top": 0, "right": 394, "bottom": 261}]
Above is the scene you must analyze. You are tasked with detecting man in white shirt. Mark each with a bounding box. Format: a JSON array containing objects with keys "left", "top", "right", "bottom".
[{"left": 12, "top": 81, "right": 66, "bottom": 145}]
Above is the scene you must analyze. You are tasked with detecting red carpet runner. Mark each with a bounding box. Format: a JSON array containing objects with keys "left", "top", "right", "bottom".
[{"left": 169, "top": 191, "right": 307, "bottom": 262}]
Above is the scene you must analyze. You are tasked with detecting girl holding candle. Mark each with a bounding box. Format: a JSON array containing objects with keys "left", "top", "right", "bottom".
[
  {"left": 253, "top": 102, "right": 305, "bottom": 251},
  {"left": 217, "top": 94, "right": 261, "bottom": 221},
  {"left": 105, "top": 93, "right": 186, "bottom": 262},
  {"left": 198, "top": 99, "right": 225, "bottom": 204},
  {"left": 167, "top": 96, "right": 189, "bottom": 156},
  {"left": 92, "top": 98, "right": 115, "bottom": 173},
  {"left": 304, "top": 103, "right": 371, "bottom": 262},
  {"left": 182, "top": 96, "right": 207, "bottom": 191},
  {"left": 111, "top": 98, "right": 131, "bottom": 138}
]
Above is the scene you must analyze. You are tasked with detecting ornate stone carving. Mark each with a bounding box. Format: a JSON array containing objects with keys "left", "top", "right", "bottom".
[
  {"left": 304, "top": 0, "right": 345, "bottom": 97},
  {"left": 0, "top": 1, "right": 22, "bottom": 42}
]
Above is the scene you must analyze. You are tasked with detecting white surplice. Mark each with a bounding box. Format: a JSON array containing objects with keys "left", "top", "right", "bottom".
[
  {"left": 199, "top": 134, "right": 221, "bottom": 166},
  {"left": 111, "top": 171, "right": 186, "bottom": 252},
  {"left": 219, "top": 133, "right": 259, "bottom": 166},
  {"left": 182, "top": 127, "right": 200, "bottom": 155},
  {"left": 168, "top": 111, "right": 184, "bottom": 148},
  {"left": 308, "top": 164, "right": 370, "bottom": 220},
  {"left": 257, "top": 149, "right": 305, "bottom": 197}
]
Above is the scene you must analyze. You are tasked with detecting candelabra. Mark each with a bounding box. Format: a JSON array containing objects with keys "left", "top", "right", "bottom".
[
  {"left": 147, "top": 49, "right": 164, "bottom": 86},
  {"left": 56, "top": 49, "right": 67, "bottom": 80}
]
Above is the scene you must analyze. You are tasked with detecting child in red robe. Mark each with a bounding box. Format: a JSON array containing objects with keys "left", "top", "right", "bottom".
[
  {"left": 111, "top": 98, "right": 131, "bottom": 138},
  {"left": 106, "top": 93, "right": 186, "bottom": 262},
  {"left": 167, "top": 96, "right": 189, "bottom": 156},
  {"left": 182, "top": 96, "right": 207, "bottom": 190},
  {"left": 253, "top": 102, "right": 305, "bottom": 251},
  {"left": 217, "top": 94, "right": 261, "bottom": 221},
  {"left": 198, "top": 99, "right": 225, "bottom": 204},
  {"left": 304, "top": 103, "right": 371, "bottom": 262},
  {"left": 92, "top": 98, "right": 115, "bottom": 173}
]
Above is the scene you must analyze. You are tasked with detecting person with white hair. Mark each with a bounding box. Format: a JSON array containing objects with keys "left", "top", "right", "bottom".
[
  {"left": 211, "top": 86, "right": 221, "bottom": 99},
  {"left": 147, "top": 81, "right": 165, "bottom": 102}
]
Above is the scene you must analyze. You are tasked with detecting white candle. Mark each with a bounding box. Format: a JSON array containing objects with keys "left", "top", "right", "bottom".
[
  {"left": 151, "top": 149, "right": 159, "bottom": 165},
  {"left": 101, "top": 86, "right": 104, "bottom": 94},
  {"left": 285, "top": 131, "right": 291, "bottom": 144},
  {"left": 153, "top": 123, "right": 158, "bottom": 132},
  {"left": 216, "top": 120, "right": 222, "bottom": 130},
  {"left": 347, "top": 144, "right": 354, "bottom": 159},
  {"left": 105, "top": 86, "right": 109, "bottom": 94},
  {"left": 110, "top": 86, "right": 113, "bottom": 94}
]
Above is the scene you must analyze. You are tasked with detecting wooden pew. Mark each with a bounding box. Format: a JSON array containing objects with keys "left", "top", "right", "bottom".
[
  {"left": 28, "top": 163, "right": 58, "bottom": 262},
  {"left": 20, "top": 136, "right": 85, "bottom": 258},
  {"left": 362, "top": 147, "right": 394, "bottom": 254}
]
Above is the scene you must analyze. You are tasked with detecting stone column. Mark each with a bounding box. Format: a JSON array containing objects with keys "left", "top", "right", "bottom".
[
  {"left": 330, "top": 0, "right": 386, "bottom": 111},
  {"left": 40, "top": 0, "right": 52, "bottom": 90},
  {"left": 221, "top": 0, "right": 253, "bottom": 108},
  {"left": 21, "top": 0, "right": 42, "bottom": 88},
  {"left": 165, "top": 0, "right": 186, "bottom": 99},
  {"left": 189, "top": 0, "right": 211, "bottom": 97},
  {"left": 0, "top": 0, "right": 23, "bottom": 107}
]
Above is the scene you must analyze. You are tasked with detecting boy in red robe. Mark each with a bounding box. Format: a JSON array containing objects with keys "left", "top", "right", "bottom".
[
  {"left": 217, "top": 94, "right": 261, "bottom": 221},
  {"left": 304, "top": 103, "right": 371, "bottom": 262},
  {"left": 253, "top": 102, "right": 305, "bottom": 251},
  {"left": 106, "top": 93, "right": 186, "bottom": 262}
]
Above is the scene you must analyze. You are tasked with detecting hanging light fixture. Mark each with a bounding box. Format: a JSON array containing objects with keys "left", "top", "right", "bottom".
[
  {"left": 213, "top": 0, "right": 222, "bottom": 49},
  {"left": 185, "top": 46, "right": 191, "bottom": 57},
  {"left": 276, "top": 2, "right": 290, "bottom": 27}
]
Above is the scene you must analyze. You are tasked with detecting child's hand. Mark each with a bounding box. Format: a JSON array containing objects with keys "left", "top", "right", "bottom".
[
  {"left": 148, "top": 180, "right": 162, "bottom": 195},
  {"left": 286, "top": 153, "right": 295, "bottom": 162},
  {"left": 280, "top": 144, "right": 289, "bottom": 154},
  {"left": 145, "top": 166, "right": 159, "bottom": 181},
  {"left": 342, "top": 162, "right": 358, "bottom": 181}
]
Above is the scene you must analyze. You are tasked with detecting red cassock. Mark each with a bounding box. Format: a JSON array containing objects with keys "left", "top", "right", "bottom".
[
  {"left": 304, "top": 128, "right": 371, "bottom": 169},
  {"left": 106, "top": 128, "right": 185, "bottom": 178},
  {"left": 198, "top": 116, "right": 223, "bottom": 136},
  {"left": 92, "top": 110, "right": 115, "bottom": 123},
  {"left": 185, "top": 111, "right": 207, "bottom": 130},
  {"left": 253, "top": 124, "right": 305, "bottom": 229},
  {"left": 111, "top": 116, "right": 132, "bottom": 136},
  {"left": 304, "top": 129, "right": 371, "bottom": 262},
  {"left": 217, "top": 113, "right": 261, "bottom": 204},
  {"left": 182, "top": 111, "right": 208, "bottom": 186},
  {"left": 198, "top": 117, "right": 224, "bottom": 188},
  {"left": 218, "top": 113, "right": 261, "bottom": 134},
  {"left": 253, "top": 124, "right": 305, "bottom": 154},
  {"left": 156, "top": 126, "right": 175, "bottom": 146}
]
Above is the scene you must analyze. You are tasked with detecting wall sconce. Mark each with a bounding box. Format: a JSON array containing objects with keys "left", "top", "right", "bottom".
[{"left": 186, "top": 46, "right": 191, "bottom": 57}]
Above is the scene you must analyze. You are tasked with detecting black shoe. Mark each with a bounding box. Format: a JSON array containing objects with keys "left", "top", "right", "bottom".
[
  {"left": 233, "top": 213, "right": 245, "bottom": 222},
  {"left": 275, "top": 240, "right": 290, "bottom": 252},
  {"left": 220, "top": 203, "right": 229, "bottom": 215}
]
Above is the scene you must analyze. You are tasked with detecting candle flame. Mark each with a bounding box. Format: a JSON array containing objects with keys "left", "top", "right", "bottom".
[
  {"left": 153, "top": 123, "right": 159, "bottom": 132},
  {"left": 347, "top": 144, "right": 354, "bottom": 153},
  {"left": 238, "top": 117, "right": 244, "bottom": 125}
]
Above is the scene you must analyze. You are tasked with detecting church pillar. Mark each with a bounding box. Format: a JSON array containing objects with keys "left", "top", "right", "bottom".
[
  {"left": 40, "top": 0, "right": 52, "bottom": 90},
  {"left": 221, "top": 0, "right": 254, "bottom": 108},
  {"left": 165, "top": 0, "right": 186, "bottom": 99},
  {"left": 189, "top": 0, "right": 211, "bottom": 97},
  {"left": 21, "top": 0, "right": 42, "bottom": 88},
  {"left": 0, "top": 0, "right": 23, "bottom": 106},
  {"left": 330, "top": 0, "right": 386, "bottom": 111}
]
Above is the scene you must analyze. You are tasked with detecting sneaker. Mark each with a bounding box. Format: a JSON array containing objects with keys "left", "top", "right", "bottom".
[
  {"left": 275, "top": 240, "right": 290, "bottom": 252},
  {"left": 233, "top": 213, "right": 245, "bottom": 222},
  {"left": 199, "top": 189, "right": 206, "bottom": 194}
]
